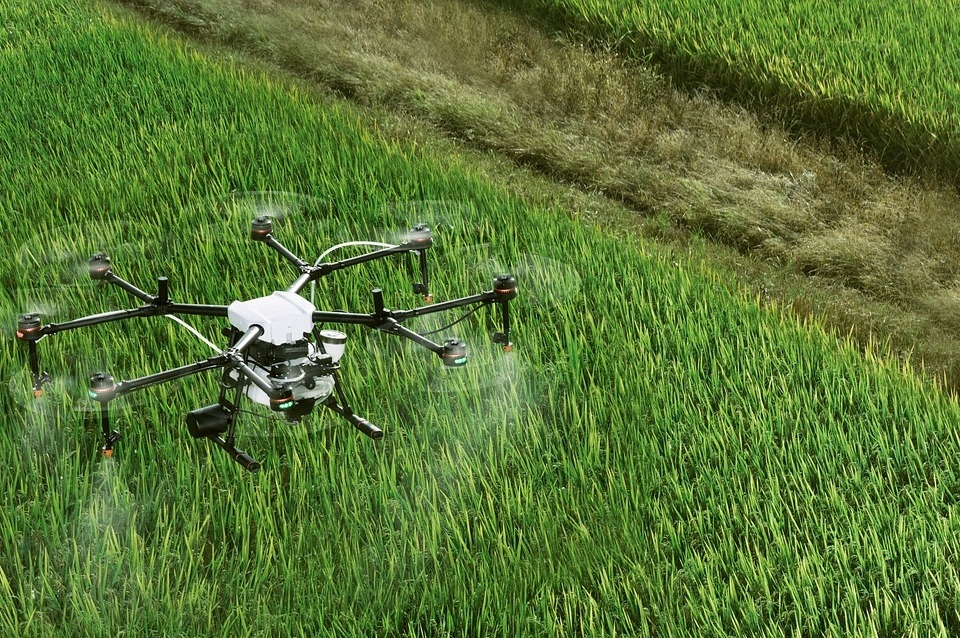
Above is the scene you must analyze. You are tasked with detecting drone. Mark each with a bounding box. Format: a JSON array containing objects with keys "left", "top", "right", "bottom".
[{"left": 15, "top": 215, "right": 517, "bottom": 472}]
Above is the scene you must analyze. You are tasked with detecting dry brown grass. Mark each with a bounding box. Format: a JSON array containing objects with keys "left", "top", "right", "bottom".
[{"left": 115, "top": 0, "right": 960, "bottom": 389}]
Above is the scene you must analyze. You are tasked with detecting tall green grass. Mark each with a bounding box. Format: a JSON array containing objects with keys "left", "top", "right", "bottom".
[
  {"left": 4, "top": 0, "right": 960, "bottom": 635},
  {"left": 532, "top": 0, "right": 960, "bottom": 178}
]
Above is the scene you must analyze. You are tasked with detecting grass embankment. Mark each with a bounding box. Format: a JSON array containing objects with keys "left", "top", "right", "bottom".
[
  {"left": 112, "top": 0, "right": 960, "bottom": 392},
  {"left": 538, "top": 0, "right": 960, "bottom": 179},
  {"left": 4, "top": 1, "right": 960, "bottom": 635}
]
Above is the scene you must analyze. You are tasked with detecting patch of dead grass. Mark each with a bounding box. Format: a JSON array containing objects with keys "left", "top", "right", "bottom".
[{"left": 115, "top": 0, "right": 960, "bottom": 388}]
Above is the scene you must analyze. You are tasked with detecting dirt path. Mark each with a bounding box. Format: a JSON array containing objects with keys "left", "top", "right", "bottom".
[{"left": 115, "top": 0, "right": 960, "bottom": 389}]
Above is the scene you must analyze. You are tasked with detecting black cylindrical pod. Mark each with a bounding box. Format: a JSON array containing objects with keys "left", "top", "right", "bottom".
[{"left": 185, "top": 404, "right": 232, "bottom": 439}]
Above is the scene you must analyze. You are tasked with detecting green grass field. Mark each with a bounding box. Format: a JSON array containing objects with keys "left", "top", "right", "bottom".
[
  {"left": 537, "top": 0, "right": 960, "bottom": 178},
  {"left": 4, "top": 1, "right": 960, "bottom": 635}
]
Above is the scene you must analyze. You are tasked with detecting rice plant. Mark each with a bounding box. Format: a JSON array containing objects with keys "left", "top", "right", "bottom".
[
  {"left": 3, "top": 1, "right": 960, "bottom": 635},
  {"left": 536, "top": 0, "right": 960, "bottom": 177}
]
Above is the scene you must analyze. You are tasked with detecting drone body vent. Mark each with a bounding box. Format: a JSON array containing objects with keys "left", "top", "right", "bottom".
[{"left": 227, "top": 291, "right": 315, "bottom": 345}]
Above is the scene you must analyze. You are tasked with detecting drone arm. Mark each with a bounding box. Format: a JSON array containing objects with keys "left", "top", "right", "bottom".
[
  {"left": 386, "top": 274, "right": 514, "bottom": 319},
  {"left": 101, "top": 358, "right": 229, "bottom": 400},
  {"left": 85, "top": 325, "right": 287, "bottom": 457},
  {"left": 79, "top": 324, "right": 275, "bottom": 404},
  {"left": 88, "top": 252, "right": 230, "bottom": 317},
  {"left": 87, "top": 356, "right": 230, "bottom": 457},
  {"left": 390, "top": 291, "right": 492, "bottom": 320},
  {"left": 311, "top": 310, "right": 384, "bottom": 326},
  {"left": 320, "top": 241, "right": 428, "bottom": 272},
  {"left": 286, "top": 242, "right": 427, "bottom": 294},
  {"left": 102, "top": 265, "right": 230, "bottom": 318},
  {"left": 263, "top": 236, "right": 309, "bottom": 270},
  {"left": 101, "top": 271, "right": 155, "bottom": 304},
  {"left": 389, "top": 273, "right": 517, "bottom": 352},
  {"left": 86, "top": 324, "right": 269, "bottom": 403},
  {"left": 309, "top": 285, "right": 497, "bottom": 328},
  {"left": 23, "top": 301, "right": 229, "bottom": 340},
  {"left": 311, "top": 274, "right": 516, "bottom": 358},
  {"left": 228, "top": 357, "right": 279, "bottom": 399},
  {"left": 249, "top": 217, "right": 311, "bottom": 279},
  {"left": 25, "top": 306, "right": 158, "bottom": 339},
  {"left": 377, "top": 318, "right": 447, "bottom": 354},
  {"left": 166, "top": 303, "right": 229, "bottom": 318},
  {"left": 89, "top": 253, "right": 163, "bottom": 305}
]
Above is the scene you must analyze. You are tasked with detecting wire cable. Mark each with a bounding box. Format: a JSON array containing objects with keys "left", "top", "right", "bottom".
[
  {"left": 420, "top": 304, "right": 486, "bottom": 336},
  {"left": 165, "top": 315, "right": 221, "bottom": 353},
  {"left": 313, "top": 240, "right": 396, "bottom": 267},
  {"left": 309, "top": 240, "right": 397, "bottom": 305}
]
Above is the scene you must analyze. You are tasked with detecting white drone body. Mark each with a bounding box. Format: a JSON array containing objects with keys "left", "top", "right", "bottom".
[
  {"left": 228, "top": 291, "right": 314, "bottom": 346},
  {"left": 226, "top": 291, "right": 345, "bottom": 407}
]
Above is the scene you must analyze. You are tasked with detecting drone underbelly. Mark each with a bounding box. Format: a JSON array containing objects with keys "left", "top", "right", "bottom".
[{"left": 232, "top": 347, "right": 336, "bottom": 407}]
